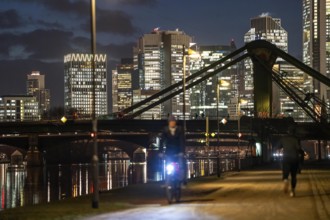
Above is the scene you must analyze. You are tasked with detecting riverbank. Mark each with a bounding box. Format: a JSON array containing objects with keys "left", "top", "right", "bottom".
[
  {"left": 0, "top": 174, "right": 231, "bottom": 220},
  {"left": 3, "top": 163, "right": 330, "bottom": 220}
]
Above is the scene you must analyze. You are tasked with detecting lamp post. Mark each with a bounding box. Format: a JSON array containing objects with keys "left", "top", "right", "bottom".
[
  {"left": 237, "top": 101, "right": 241, "bottom": 172},
  {"left": 216, "top": 79, "right": 229, "bottom": 177},
  {"left": 183, "top": 45, "right": 198, "bottom": 147},
  {"left": 217, "top": 79, "right": 220, "bottom": 153},
  {"left": 237, "top": 98, "right": 247, "bottom": 172},
  {"left": 90, "top": 0, "right": 99, "bottom": 209},
  {"left": 216, "top": 79, "right": 220, "bottom": 177},
  {"left": 183, "top": 45, "right": 187, "bottom": 140}
]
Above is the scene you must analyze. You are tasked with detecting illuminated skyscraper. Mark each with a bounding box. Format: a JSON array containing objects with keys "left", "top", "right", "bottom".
[
  {"left": 303, "top": 0, "right": 330, "bottom": 103},
  {"left": 134, "top": 29, "right": 192, "bottom": 119},
  {"left": 26, "top": 71, "right": 50, "bottom": 116},
  {"left": 112, "top": 59, "right": 135, "bottom": 112},
  {"left": 112, "top": 70, "right": 118, "bottom": 113},
  {"left": 190, "top": 42, "right": 240, "bottom": 118},
  {"left": 64, "top": 53, "right": 108, "bottom": 119}
]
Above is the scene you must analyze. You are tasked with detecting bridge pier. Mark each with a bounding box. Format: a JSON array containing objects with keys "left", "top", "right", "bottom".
[
  {"left": 26, "top": 135, "right": 43, "bottom": 166},
  {"left": 247, "top": 41, "right": 278, "bottom": 118},
  {"left": 247, "top": 41, "right": 279, "bottom": 162}
]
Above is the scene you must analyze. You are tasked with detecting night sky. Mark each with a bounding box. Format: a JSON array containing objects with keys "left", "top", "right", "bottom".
[{"left": 0, "top": 0, "right": 302, "bottom": 108}]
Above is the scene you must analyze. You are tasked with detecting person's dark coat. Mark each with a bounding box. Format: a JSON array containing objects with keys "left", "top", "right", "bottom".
[
  {"left": 278, "top": 135, "right": 301, "bottom": 161},
  {"left": 160, "top": 126, "right": 184, "bottom": 156}
]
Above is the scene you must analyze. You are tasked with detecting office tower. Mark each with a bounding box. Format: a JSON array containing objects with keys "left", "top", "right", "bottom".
[
  {"left": 244, "top": 15, "right": 307, "bottom": 120},
  {"left": 303, "top": 0, "right": 330, "bottom": 104},
  {"left": 112, "top": 70, "right": 118, "bottom": 113},
  {"left": 134, "top": 29, "right": 192, "bottom": 119},
  {"left": 26, "top": 71, "right": 50, "bottom": 116},
  {"left": 244, "top": 15, "right": 288, "bottom": 115},
  {"left": 0, "top": 95, "right": 39, "bottom": 122},
  {"left": 273, "top": 62, "right": 307, "bottom": 121},
  {"left": 64, "top": 53, "right": 108, "bottom": 119},
  {"left": 112, "top": 59, "right": 135, "bottom": 112},
  {"left": 190, "top": 41, "right": 240, "bottom": 118}
]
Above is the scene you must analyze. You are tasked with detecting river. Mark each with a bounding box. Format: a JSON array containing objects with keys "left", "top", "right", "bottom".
[{"left": 0, "top": 157, "right": 236, "bottom": 211}]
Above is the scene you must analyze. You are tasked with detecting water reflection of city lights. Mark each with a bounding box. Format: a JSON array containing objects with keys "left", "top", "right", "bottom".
[{"left": 0, "top": 149, "right": 240, "bottom": 211}]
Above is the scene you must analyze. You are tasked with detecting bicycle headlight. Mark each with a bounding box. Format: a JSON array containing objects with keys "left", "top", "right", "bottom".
[{"left": 166, "top": 164, "right": 174, "bottom": 175}]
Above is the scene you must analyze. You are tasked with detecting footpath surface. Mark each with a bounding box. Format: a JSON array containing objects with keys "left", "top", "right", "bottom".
[
  {"left": 85, "top": 164, "right": 330, "bottom": 220},
  {"left": 1, "top": 162, "right": 329, "bottom": 220}
]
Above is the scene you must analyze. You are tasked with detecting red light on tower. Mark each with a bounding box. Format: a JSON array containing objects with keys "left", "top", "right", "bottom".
[
  {"left": 90, "top": 132, "right": 96, "bottom": 138},
  {"left": 238, "top": 133, "right": 242, "bottom": 138}
]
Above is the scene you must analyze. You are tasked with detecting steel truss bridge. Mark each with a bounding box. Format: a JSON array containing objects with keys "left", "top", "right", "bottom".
[{"left": 0, "top": 40, "right": 329, "bottom": 163}]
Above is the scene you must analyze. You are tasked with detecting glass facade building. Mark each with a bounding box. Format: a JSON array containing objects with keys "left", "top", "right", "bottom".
[
  {"left": 134, "top": 29, "right": 192, "bottom": 119},
  {"left": 64, "top": 53, "right": 108, "bottom": 119},
  {"left": 112, "top": 59, "right": 135, "bottom": 112},
  {"left": 26, "top": 71, "right": 50, "bottom": 116},
  {"left": 189, "top": 42, "right": 241, "bottom": 119},
  {"left": 303, "top": 0, "right": 330, "bottom": 104}
]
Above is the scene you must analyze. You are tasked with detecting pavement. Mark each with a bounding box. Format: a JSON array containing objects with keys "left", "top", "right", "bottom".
[{"left": 84, "top": 162, "right": 330, "bottom": 220}]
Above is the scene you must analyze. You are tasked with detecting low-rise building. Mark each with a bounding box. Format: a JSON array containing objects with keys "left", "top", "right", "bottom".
[{"left": 0, "top": 95, "right": 40, "bottom": 122}]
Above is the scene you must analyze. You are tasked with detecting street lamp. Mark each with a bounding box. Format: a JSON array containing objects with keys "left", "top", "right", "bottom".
[
  {"left": 237, "top": 98, "right": 248, "bottom": 172},
  {"left": 216, "top": 79, "right": 230, "bottom": 150},
  {"left": 216, "top": 79, "right": 230, "bottom": 177},
  {"left": 90, "top": 0, "right": 99, "bottom": 209},
  {"left": 183, "top": 44, "right": 198, "bottom": 150}
]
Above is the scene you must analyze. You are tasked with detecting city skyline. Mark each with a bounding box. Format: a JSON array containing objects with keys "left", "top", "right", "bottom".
[{"left": 0, "top": 0, "right": 302, "bottom": 107}]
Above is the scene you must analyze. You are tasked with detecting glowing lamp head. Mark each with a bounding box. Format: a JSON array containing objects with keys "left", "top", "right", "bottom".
[{"left": 61, "top": 116, "right": 67, "bottom": 123}]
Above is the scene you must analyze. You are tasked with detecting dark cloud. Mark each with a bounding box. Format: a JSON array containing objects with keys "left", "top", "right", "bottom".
[
  {"left": 0, "top": 29, "right": 74, "bottom": 61},
  {"left": 71, "top": 35, "right": 134, "bottom": 61},
  {"left": 71, "top": 36, "right": 91, "bottom": 52},
  {"left": 21, "top": 29, "right": 74, "bottom": 60},
  {"left": 118, "top": 0, "right": 157, "bottom": 7},
  {"left": 99, "top": 42, "right": 135, "bottom": 60},
  {"left": 1, "top": 28, "right": 134, "bottom": 61},
  {"left": 8, "top": 0, "right": 139, "bottom": 35},
  {"left": 11, "top": 0, "right": 157, "bottom": 10},
  {"left": 83, "top": 9, "right": 138, "bottom": 35},
  {"left": 35, "top": 19, "right": 64, "bottom": 29},
  {"left": 0, "top": 33, "right": 18, "bottom": 56},
  {"left": 40, "top": 0, "right": 91, "bottom": 18},
  {"left": 0, "top": 9, "right": 22, "bottom": 28},
  {"left": 0, "top": 9, "right": 63, "bottom": 31},
  {"left": 10, "top": 0, "right": 90, "bottom": 16}
]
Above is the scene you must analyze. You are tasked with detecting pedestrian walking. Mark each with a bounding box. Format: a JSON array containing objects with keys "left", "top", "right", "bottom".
[{"left": 277, "top": 125, "right": 302, "bottom": 197}]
